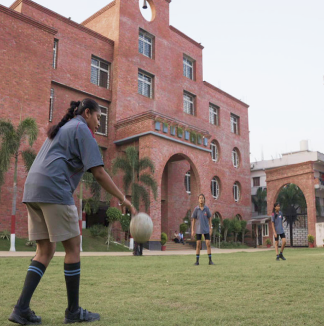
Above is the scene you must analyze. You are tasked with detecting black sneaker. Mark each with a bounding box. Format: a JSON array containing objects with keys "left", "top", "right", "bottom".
[
  {"left": 8, "top": 307, "right": 41, "bottom": 325},
  {"left": 194, "top": 261, "right": 199, "bottom": 266},
  {"left": 276, "top": 256, "right": 280, "bottom": 261},
  {"left": 279, "top": 253, "right": 286, "bottom": 261},
  {"left": 209, "top": 261, "right": 215, "bottom": 265},
  {"left": 64, "top": 307, "right": 100, "bottom": 324}
]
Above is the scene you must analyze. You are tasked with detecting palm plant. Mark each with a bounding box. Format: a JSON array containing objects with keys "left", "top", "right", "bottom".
[
  {"left": 277, "top": 183, "right": 306, "bottom": 246},
  {"left": 240, "top": 220, "right": 247, "bottom": 244},
  {"left": 222, "top": 218, "right": 231, "bottom": 242},
  {"left": 252, "top": 187, "right": 267, "bottom": 215},
  {"left": 0, "top": 118, "right": 38, "bottom": 251},
  {"left": 112, "top": 146, "right": 157, "bottom": 211},
  {"left": 231, "top": 217, "right": 242, "bottom": 242}
]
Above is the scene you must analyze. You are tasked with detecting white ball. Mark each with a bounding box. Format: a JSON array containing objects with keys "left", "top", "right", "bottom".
[{"left": 130, "top": 213, "right": 153, "bottom": 243}]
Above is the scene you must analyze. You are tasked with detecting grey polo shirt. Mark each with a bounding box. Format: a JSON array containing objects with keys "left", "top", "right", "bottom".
[
  {"left": 23, "top": 115, "right": 104, "bottom": 205},
  {"left": 271, "top": 211, "right": 285, "bottom": 234},
  {"left": 191, "top": 205, "right": 212, "bottom": 234}
]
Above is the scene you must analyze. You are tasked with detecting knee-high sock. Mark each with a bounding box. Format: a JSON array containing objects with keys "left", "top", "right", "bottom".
[
  {"left": 64, "top": 262, "right": 81, "bottom": 313},
  {"left": 16, "top": 260, "right": 46, "bottom": 310}
]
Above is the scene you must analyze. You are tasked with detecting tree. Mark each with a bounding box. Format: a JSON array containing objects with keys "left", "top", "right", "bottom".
[
  {"left": 240, "top": 220, "right": 247, "bottom": 244},
  {"left": 112, "top": 146, "right": 157, "bottom": 211},
  {"left": 277, "top": 183, "right": 307, "bottom": 247},
  {"left": 252, "top": 187, "right": 267, "bottom": 215},
  {"left": 222, "top": 218, "right": 231, "bottom": 242},
  {"left": 120, "top": 213, "right": 131, "bottom": 244},
  {"left": 106, "top": 207, "right": 122, "bottom": 249},
  {"left": 211, "top": 217, "right": 221, "bottom": 245},
  {"left": 231, "top": 218, "right": 242, "bottom": 242},
  {"left": 0, "top": 118, "right": 38, "bottom": 251}
]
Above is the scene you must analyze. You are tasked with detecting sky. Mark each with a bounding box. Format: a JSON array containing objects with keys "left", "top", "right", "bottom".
[{"left": 1, "top": 0, "right": 324, "bottom": 161}]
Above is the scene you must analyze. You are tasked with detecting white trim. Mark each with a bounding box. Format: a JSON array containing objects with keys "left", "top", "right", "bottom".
[
  {"left": 138, "top": 71, "right": 153, "bottom": 98},
  {"left": 139, "top": 30, "right": 153, "bottom": 58},
  {"left": 10, "top": 234, "right": 16, "bottom": 252},
  {"left": 96, "top": 105, "right": 108, "bottom": 136},
  {"left": 262, "top": 223, "right": 269, "bottom": 237},
  {"left": 49, "top": 88, "right": 54, "bottom": 122},
  {"left": 185, "top": 171, "right": 191, "bottom": 194},
  {"left": 209, "top": 104, "right": 219, "bottom": 125},
  {"left": 183, "top": 55, "right": 193, "bottom": 79},
  {"left": 53, "top": 39, "right": 58, "bottom": 69},
  {"left": 232, "top": 148, "right": 239, "bottom": 168},
  {"left": 211, "top": 141, "right": 218, "bottom": 162},
  {"left": 211, "top": 177, "right": 220, "bottom": 199},
  {"left": 91, "top": 56, "right": 110, "bottom": 89},
  {"left": 231, "top": 114, "right": 239, "bottom": 134},
  {"left": 233, "top": 182, "right": 240, "bottom": 202},
  {"left": 183, "top": 92, "right": 194, "bottom": 115}
]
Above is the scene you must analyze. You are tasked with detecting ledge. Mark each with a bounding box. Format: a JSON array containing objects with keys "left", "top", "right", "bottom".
[
  {"left": 1, "top": 4, "right": 57, "bottom": 35},
  {"left": 114, "top": 131, "right": 212, "bottom": 153},
  {"left": 81, "top": 1, "right": 116, "bottom": 26},
  {"left": 170, "top": 25, "right": 204, "bottom": 49}
]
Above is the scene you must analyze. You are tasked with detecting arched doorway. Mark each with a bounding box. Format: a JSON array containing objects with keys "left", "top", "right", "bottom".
[
  {"left": 160, "top": 153, "right": 200, "bottom": 241},
  {"left": 275, "top": 183, "right": 308, "bottom": 247}
]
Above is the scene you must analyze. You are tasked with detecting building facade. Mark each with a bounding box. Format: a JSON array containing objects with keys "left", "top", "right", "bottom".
[
  {"left": 0, "top": 0, "right": 251, "bottom": 249},
  {"left": 250, "top": 141, "right": 324, "bottom": 247}
]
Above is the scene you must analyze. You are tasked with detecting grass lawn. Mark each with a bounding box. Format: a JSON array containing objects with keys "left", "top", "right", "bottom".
[
  {"left": 1, "top": 248, "right": 324, "bottom": 325},
  {"left": 0, "top": 229, "right": 131, "bottom": 252}
]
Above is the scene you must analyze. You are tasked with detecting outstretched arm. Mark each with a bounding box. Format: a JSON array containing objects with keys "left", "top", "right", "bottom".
[{"left": 91, "top": 166, "right": 136, "bottom": 215}]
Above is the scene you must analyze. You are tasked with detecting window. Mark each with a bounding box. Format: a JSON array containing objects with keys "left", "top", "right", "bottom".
[
  {"left": 53, "top": 39, "right": 58, "bottom": 69},
  {"left": 170, "top": 126, "right": 176, "bottom": 136},
  {"left": 139, "top": 29, "right": 153, "bottom": 58},
  {"left": 96, "top": 106, "right": 108, "bottom": 136},
  {"left": 211, "top": 141, "right": 219, "bottom": 162},
  {"left": 232, "top": 148, "right": 239, "bottom": 168},
  {"left": 253, "top": 177, "right": 260, "bottom": 187},
  {"left": 262, "top": 223, "right": 269, "bottom": 237},
  {"left": 209, "top": 104, "right": 219, "bottom": 125},
  {"left": 233, "top": 182, "right": 240, "bottom": 202},
  {"left": 185, "top": 130, "right": 190, "bottom": 140},
  {"left": 213, "top": 212, "right": 222, "bottom": 221},
  {"left": 138, "top": 71, "right": 153, "bottom": 98},
  {"left": 231, "top": 114, "right": 239, "bottom": 134},
  {"left": 49, "top": 88, "right": 54, "bottom": 122},
  {"left": 155, "top": 121, "right": 161, "bottom": 131},
  {"left": 203, "top": 138, "right": 208, "bottom": 147},
  {"left": 183, "top": 55, "right": 193, "bottom": 79},
  {"left": 197, "top": 135, "right": 202, "bottom": 145},
  {"left": 91, "top": 56, "right": 110, "bottom": 89},
  {"left": 183, "top": 92, "right": 194, "bottom": 115},
  {"left": 163, "top": 123, "right": 168, "bottom": 133},
  {"left": 211, "top": 177, "right": 220, "bottom": 199},
  {"left": 184, "top": 171, "right": 191, "bottom": 194}
]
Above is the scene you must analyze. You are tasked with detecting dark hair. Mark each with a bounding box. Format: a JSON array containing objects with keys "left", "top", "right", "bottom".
[
  {"left": 198, "top": 194, "right": 205, "bottom": 203},
  {"left": 273, "top": 202, "right": 280, "bottom": 217},
  {"left": 47, "top": 98, "right": 100, "bottom": 139}
]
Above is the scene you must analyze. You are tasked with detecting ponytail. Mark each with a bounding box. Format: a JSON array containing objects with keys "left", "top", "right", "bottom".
[{"left": 47, "top": 98, "right": 99, "bottom": 139}]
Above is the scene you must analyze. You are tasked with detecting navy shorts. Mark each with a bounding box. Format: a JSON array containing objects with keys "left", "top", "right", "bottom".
[
  {"left": 196, "top": 233, "right": 210, "bottom": 241},
  {"left": 274, "top": 233, "right": 286, "bottom": 241}
]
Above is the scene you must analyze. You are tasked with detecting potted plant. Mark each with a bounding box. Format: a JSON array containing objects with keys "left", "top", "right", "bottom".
[
  {"left": 308, "top": 234, "right": 315, "bottom": 248},
  {"left": 265, "top": 238, "right": 271, "bottom": 248},
  {"left": 161, "top": 232, "right": 167, "bottom": 251}
]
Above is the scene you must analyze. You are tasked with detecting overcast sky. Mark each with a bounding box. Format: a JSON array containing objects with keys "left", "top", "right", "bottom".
[{"left": 1, "top": 0, "right": 324, "bottom": 161}]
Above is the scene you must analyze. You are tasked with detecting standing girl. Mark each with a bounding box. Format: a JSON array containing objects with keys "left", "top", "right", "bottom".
[
  {"left": 271, "top": 202, "right": 286, "bottom": 261},
  {"left": 9, "top": 99, "right": 135, "bottom": 325}
]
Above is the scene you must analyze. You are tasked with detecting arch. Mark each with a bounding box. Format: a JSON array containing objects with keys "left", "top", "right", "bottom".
[
  {"left": 210, "top": 139, "right": 220, "bottom": 162},
  {"left": 232, "top": 147, "right": 240, "bottom": 168}
]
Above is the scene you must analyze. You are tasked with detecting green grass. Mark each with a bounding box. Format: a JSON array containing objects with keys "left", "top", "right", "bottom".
[
  {"left": 0, "top": 229, "right": 130, "bottom": 252},
  {"left": 1, "top": 248, "right": 324, "bottom": 325}
]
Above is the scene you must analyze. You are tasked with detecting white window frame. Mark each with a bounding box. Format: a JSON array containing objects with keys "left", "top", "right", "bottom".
[
  {"left": 183, "top": 92, "right": 194, "bottom": 115},
  {"left": 231, "top": 114, "right": 239, "bottom": 134},
  {"left": 138, "top": 71, "right": 153, "bottom": 98},
  {"left": 232, "top": 148, "right": 239, "bottom": 168},
  {"left": 185, "top": 171, "right": 191, "bottom": 194},
  {"left": 183, "top": 55, "right": 193, "bottom": 80},
  {"left": 91, "top": 56, "right": 110, "bottom": 89},
  {"left": 139, "top": 30, "right": 153, "bottom": 58},
  {"left": 233, "top": 182, "right": 240, "bottom": 202},
  {"left": 53, "top": 39, "right": 58, "bottom": 69},
  {"left": 95, "top": 105, "right": 108, "bottom": 136},
  {"left": 211, "top": 177, "right": 220, "bottom": 199},
  {"left": 211, "top": 141, "right": 218, "bottom": 162},
  {"left": 49, "top": 88, "right": 54, "bottom": 122},
  {"left": 209, "top": 104, "right": 219, "bottom": 125},
  {"left": 262, "top": 223, "right": 269, "bottom": 237}
]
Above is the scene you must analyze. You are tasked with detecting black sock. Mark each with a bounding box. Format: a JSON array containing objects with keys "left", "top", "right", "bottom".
[
  {"left": 208, "top": 254, "right": 212, "bottom": 262},
  {"left": 16, "top": 260, "right": 46, "bottom": 310},
  {"left": 64, "top": 262, "right": 81, "bottom": 313},
  {"left": 196, "top": 254, "right": 200, "bottom": 262}
]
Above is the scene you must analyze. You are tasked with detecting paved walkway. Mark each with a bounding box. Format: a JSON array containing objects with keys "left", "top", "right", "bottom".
[{"left": 0, "top": 248, "right": 272, "bottom": 258}]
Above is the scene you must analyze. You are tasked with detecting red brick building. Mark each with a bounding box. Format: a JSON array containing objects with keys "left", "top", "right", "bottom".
[{"left": 0, "top": 0, "right": 251, "bottom": 249}]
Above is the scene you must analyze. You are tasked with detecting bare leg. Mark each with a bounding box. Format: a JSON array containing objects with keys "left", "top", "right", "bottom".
[
  {"left": 196, "top": 240, "right": 201, "bottom": 256},
  {"left": 281, "top": 238, "right": 286, "bottom": 253},
  {"left": 206, "top": 240, "right": 211, "bottom": 255},
  {"left": 62, "top": 235, "right": 80, "bottom": 263},
  {"left": 275, "top": 240, "right": 279, "bottom": 255},
  {"left": 34, "top": 239, "right": 56, "bottom": 267}
]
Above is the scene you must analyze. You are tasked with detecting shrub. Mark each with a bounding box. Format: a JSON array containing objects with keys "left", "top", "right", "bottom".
[
  {"left": 266, "top": 238, "right": 271, "bottom": 245},
  {"left": 179, "top": 223, "right": 187, "bottom": 234},
  {"left": 25, "top": 240, "right": 36, "bottom": 247},
  {"left": 89, "top": 224, "right": 107, "bottom": 237},
  {"left": 0, "top": 229, "right": 10, "bottom": 241},
  {"left": 308, "top": 234, "right": 315, "bottom": 244},
  {"left": 161, "top": 232, "right": 167, "bottom": 245}
]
